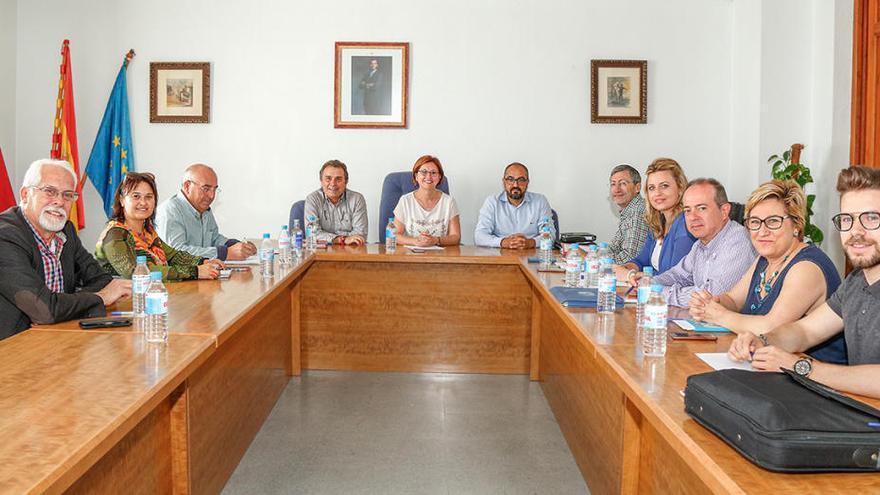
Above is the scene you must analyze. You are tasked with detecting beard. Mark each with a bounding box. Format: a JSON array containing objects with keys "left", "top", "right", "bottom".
[
  {"left": 38, "top": 205, "right": 68, "bottom": 232},
  {"left": 507, "top": 188, "right": 524, "bottom": 201},
  {"left": 845, "top": 235, "right": 880, "bottom": 269}
]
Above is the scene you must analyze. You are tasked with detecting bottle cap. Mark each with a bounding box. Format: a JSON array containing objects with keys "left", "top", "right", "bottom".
[
  {"left": 388, "top": 217, "right": 395, "bottom": 223},
  {"left": 590, "top": 244, "right": 598, "bottom": 251},
  {"left": 136, "top": 255, "right": 147, "bottom": 264},
  {"left": 599, "top": 242, "right": 608, "bottom": 248},
  {"left": 263, "top": 233, "right": 270, "bottom": 238},
  {"left": 150, "top": 271, "right": 162, "bottom": 281},
  {"left": 644, "top": 267, "right": 654, "bottom": 275},
  {"left": 604, "top": 257, "right": 613, "bottom": 264},
  {"left": 651, "top": 284, "right": 663, "bottom": 292},
  {"left": 282, "top": 225, "right": 288, "bottom": 230},
  {"left": 570, "top": 243, "right": 579, "bottom": 249}
]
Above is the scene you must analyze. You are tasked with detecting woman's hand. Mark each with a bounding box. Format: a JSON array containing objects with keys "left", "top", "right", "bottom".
[
  {"left": 198, "top": 263, "right": 221, "bottom": 280},
  {"left": 415, "top": 232, "right": 437, "bottom": 247}
]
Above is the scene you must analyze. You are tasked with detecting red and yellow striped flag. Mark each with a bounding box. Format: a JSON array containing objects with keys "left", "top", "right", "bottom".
[{"left": 50, "top": 39, "right": 85, "bottom": 230}]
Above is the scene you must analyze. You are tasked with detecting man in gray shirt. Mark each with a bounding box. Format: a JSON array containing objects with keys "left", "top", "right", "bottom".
[
  {"left": 304, "top": 160, "right": 368, "bottom": 245},
  {"left": 608, "top": 164, "right": 649, "bottom": 264},
  {"left": 728, "top": 166, "right": 880, "bottom": 399},
  {"left": 156, "top": 164, "right": 256, "bottom": 261}
]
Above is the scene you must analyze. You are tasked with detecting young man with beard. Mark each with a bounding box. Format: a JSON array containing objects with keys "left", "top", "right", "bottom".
[
  {"left": 728, "top": 166, "right": 880, "bottom": 398},
  {"left": 474, "top": 162, "right": 554, "bottom": 249},
  {"left": 0, "top": 159, "right": 130, "bottom": 340}
]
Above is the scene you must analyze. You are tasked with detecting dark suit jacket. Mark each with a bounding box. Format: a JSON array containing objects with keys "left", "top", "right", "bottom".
[{"left": 0, "top": 206, "right": 112, "bottom": 340}]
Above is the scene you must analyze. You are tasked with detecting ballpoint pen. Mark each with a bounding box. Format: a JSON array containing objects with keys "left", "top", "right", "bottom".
[{"left": 110, "top": 311, "right": 134, "bottom": 316}]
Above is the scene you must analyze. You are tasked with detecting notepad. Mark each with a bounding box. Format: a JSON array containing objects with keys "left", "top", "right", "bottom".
[
  {"left": 226, "top": 256, "right": 260, "bottom": 266},
  {"left": 405, "top": 245, "right": 445, "bottom": 252},
  {"left": 672, "top": 319, "right": 731, "bottom": 333}
]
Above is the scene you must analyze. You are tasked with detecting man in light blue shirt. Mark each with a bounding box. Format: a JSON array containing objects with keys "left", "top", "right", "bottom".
[
  {"left": 475, "top": 162, "right": 555, "bottom": 248},
  {"left": 155, "top": 164, "right": 256, "bottom": 261}
]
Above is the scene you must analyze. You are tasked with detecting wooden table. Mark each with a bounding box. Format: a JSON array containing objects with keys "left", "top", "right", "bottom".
[{"left": 2, "top": 246, "right": 878, "bottom": 494}]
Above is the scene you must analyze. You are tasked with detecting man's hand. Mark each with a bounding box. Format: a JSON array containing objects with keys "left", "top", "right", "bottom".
[
  {"left": 500, "top": 234, "right": 532, "bottom": 249},
  {"left": 629, "top": 271, "right": 643, "bottom": 288},
  {"left": 750, "top": 346, "right": 799, "bottom": 372},
  {"left": 227, "top": 241, "right": 257, "bottom": 261},
  {"left": 96, "top": 279, "right": 132, "bottom": 306},
  {"left": 689, "top": 289, "right": 713, "bottom": 321},
  {"left": 343, "top": 235, "right": 366, "bottom": 246},
  {"left": 728, "top": 332, "right": 764, "bottom": 362}
]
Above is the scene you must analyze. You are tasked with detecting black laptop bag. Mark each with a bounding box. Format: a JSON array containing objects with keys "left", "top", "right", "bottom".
[{"left": 684, "top": 368, "right": 880, "bottom": 472}]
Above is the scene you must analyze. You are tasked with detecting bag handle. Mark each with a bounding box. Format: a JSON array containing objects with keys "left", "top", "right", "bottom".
[{"left": 782, "top": 368, "right": 880, "bottom": 419}]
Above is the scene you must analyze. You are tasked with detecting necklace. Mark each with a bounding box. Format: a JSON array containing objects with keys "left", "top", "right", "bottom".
[{"left": 750, "top": 248, "right": 797, "bottom": 311}]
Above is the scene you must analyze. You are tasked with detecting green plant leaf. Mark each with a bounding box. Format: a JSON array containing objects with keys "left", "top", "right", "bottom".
[
  {"left": 768, "top": 154, "right": 779, "bottom": 162},
  {"left": 783, "top": 150, "right": 791, "bottom": 161}
]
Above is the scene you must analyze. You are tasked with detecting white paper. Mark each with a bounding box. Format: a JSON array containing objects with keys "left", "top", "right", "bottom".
[
  {"left": 696, "top": 353, "right": 754, "bottom": 372},
  {"left": 226, "top": 255, "right": 260, "bottom": 266},
  {"left": 673, "top": 319, "right": 695, "bottom": 330},
  {"left": 405, "top": 246, "right": 445, "bottom": 251}
]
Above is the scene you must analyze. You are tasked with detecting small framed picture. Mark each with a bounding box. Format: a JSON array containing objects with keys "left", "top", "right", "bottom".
[
  {"left": 591, "top": 60, "right": 647, "bottom": 124},
  {"left": 150, "top": 62, "right": 211, "bottom": 123},
  {"left": 334, "top": 42, "right": 409, "bottom": 128}
]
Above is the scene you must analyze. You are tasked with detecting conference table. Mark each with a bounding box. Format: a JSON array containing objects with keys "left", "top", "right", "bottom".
[{"left": 0, "top": 245, "right": 877, "bottom": 494}]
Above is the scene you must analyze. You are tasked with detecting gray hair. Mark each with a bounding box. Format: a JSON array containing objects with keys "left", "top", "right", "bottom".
[
  {"left": 610, "top": 164, "right": 641, "bottom": 184},
  {"left": 21, "top": 158, "right": 78, "bottom": 189}
]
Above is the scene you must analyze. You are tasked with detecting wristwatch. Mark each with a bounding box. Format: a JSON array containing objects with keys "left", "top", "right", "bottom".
[
  {"left": 757, "top": 333, "right": 769, "bottom": 346},
  {"left": 793, "top": 356, "right": 813, "bottom": 377}
]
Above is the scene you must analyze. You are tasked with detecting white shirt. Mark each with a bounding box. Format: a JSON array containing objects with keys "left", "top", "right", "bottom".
[
  {"left": 393, "top": 192, "right": 460, "bottom": 237},
  {"left": 651, "top": 239, "right": 663, "bottom": 272}
]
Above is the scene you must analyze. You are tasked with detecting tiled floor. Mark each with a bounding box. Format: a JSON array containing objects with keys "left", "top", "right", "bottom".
[{"left": 222, "top": 371, "right": 588, "bottom": 494}]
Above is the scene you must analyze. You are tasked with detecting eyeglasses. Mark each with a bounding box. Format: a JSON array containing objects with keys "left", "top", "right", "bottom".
[
  {"left": 832, "top": 211, "right": 880, "bottom": 232},
  {"left": 32, "top": 185, "right": 79, "bottom": 202},
  {"left": 504, "top": 176, "right": 529, "bottom": 185},
  {"left": 188, "top": 180, "right": 220, "bottom": 194},
  {"left": 125, "top": 192, "right": 156, "bottom": 202},
  {"left": 744, "top": 215, "right": 790, "bottom": 231},
  {"left": 417, "top": 170, "right": 439, "bottom": 177}
]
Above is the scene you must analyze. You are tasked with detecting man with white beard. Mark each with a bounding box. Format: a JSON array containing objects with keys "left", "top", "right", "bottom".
[{"left": 0, "top": 159, "right": 131, "bottom": 340}]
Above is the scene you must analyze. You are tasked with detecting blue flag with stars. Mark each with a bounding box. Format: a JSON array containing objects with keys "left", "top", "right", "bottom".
[{"left": 85, "top": 58, "right": 134, "bottom": 218}]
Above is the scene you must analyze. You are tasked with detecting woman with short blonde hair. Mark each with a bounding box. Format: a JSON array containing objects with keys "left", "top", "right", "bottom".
[{"left": 690, "top": 179, "right": 846, "bottom": 363}]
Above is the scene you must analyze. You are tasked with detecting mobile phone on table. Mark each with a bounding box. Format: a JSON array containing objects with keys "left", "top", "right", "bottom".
[
  {"left": 670, "top": 331, "right": 717, "bottom": 341},
  {"left": 79, "top": 317, "right": 132, "bottom": 329}
]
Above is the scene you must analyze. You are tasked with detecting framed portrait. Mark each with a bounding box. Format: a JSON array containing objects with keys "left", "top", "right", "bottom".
[
  {"left": 150, "top": 62, "right": 211, "bottom": 123},
  {"left": 334, "top": 42, "right": 409, "bottom": 128},
  {"left": 591, "top": 60, "right": 647, "bottom": 124}
]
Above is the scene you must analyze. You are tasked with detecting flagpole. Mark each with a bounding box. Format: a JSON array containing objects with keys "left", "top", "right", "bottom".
[{"left": 124, "top": 49, "right": 135, "bottom": 68}]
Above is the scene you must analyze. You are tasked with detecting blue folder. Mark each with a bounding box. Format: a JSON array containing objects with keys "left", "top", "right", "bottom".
[{"left": 549, "top": 287, "right": 624, "bottom": 309}]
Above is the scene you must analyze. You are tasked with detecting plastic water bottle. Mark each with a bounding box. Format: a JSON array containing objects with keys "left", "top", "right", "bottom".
[
  {"left": 585, "top": 245, "right": 600, "bottom": 288},
  {"left": 643, "top": 284, "right": 669, "bottom": 357},
  {"left": 597, "top": 257, "right": 617, "bottom": 313},
  {"left": 564, "top": 243, "right": 581, "bottom": 288},
  {"left": 636, "top": 267, "right": 654, "bottom": 329},
  {"left": 385, "top": 217, "right": 397, "bottom": 251},
  {"left": 144, "top": 271, "right": 168, "bottom": 343},
  {"left": 260, "top": 233, "right": 274, "bottom": 278},
  {"left": 278, "top": 225, "right": 291, "bottom": 266},
  {"left": 538, "top": 216, "right": 554, "bottom": 268},
  {"left": 292, "top": 219, "right": 303, "bottom": 259},
  {"left": 132, "top": 255, "right": 150, "bottom": 332},
  {"left": 597, "top": 242, "right": 610, "bottom": 274},
  {"left": 305, "top": 215, "right": 318, "bottom": 251}
]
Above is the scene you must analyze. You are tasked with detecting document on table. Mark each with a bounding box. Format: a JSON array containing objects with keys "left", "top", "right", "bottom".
[
  {"left": 226, "top": 255, "right": 260, "bottom": 266},
  {"left": 405, "top": 245, "right": 445, "bottom": 251},
  {"left": 696, "top": 353, "right": 755, "bottom": 371}
]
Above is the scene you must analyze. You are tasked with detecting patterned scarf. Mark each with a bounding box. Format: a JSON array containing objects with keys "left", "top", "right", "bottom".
[{"left": 110, "top": 220, "right": 168, "bottom": 265}]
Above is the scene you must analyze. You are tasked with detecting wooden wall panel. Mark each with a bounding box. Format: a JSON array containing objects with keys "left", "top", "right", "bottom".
[
  {"left": 186, "top": 289, "right": 291, "bottom": 495},
  {"left": 852, "top": 0, "right": 880, "bottom": 167},
  {"left": 300, "top": 261, "right": 532, "bottom": 373},
  {"left": 538, "top": 298, "right": 626, "bottom": 495}
]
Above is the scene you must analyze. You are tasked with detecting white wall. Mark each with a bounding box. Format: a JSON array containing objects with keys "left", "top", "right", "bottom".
[
  {"left": 0, "top": 0, "right": 16, "bottom": 176},
  {"left": 13, "top": 0, "right": 733, "bottom": 250},
  {"left": 8, "top": 0, "right": 853, "bottom": 271}
]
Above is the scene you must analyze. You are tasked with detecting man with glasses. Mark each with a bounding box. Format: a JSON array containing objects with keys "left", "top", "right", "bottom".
[
  {"left": 608, "top": 164, "right": 649, "bottom": 264},
  {"left": 0, "top": 159, "right": 131, "bottom": 340},
  {"left": 475, "top": 162, "right": 554, "bottom": 248},
  {"left": 156, "top": 163, "right": 256, "bottom": 261},
  {"left": 728, "top": 166, "right": 880, "bottom": 398},
  {"left": 304, "top": 160, "right": 368, "bottom": 245}
]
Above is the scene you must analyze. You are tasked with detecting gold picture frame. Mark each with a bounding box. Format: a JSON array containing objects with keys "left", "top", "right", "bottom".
[
  {"left": 591, "top": 60, "right": 647, "bottom": 124},
  {"left": 150, "top": 62, "right": 211, "bottom": 123},
  {"left": 334, "top": 42, "right": 409, "bottom": 128}
]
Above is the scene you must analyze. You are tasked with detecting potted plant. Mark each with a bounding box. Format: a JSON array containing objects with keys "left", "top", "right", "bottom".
[{"left": 767, "top": 143, "right": 824, "bottom": 244}]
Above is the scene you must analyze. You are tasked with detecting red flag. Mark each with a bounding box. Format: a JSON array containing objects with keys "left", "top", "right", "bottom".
[
  {"left": 50, "top": 39, "right": 85, "bottom": 230},
  {"left": 0, "top": 147, "right": 14, "bottom": 211}
]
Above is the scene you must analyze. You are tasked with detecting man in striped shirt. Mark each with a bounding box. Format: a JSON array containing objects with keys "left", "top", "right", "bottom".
[
  {"left": 644, "top": 178, "right": 757, "bottom": 307},
  {"left": 0, "top": 159, "right": 131, "bottom": 340}
]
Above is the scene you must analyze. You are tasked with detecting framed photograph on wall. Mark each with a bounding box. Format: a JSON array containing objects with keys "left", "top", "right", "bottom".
[
  {"left": 150, "top": 62, "right": 211, "bottom": 123},
  {"left": 334, "top": 42, "right": 409, "bottom": 128},
  {"left": 591, "top": 60, "right": 647, "bottom": 124}
]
